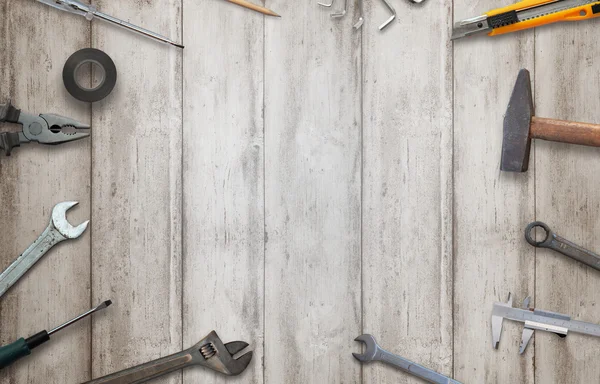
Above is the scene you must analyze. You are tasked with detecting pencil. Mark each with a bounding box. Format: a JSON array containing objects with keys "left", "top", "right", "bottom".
[{"left": 225, "top": 0, "right": 281, "bottom": 17}]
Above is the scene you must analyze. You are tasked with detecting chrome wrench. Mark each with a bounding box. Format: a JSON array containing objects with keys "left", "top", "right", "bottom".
[
  {"left": 525, "top": 221, "right": 600, "bottom": 271},
  {"left": 83, "top": 331, "right": 252, "bottom": 383},
  {"left": 353, "top": 334, "right": 461, "bottom": 384},
  {"left": 0, "top": 201, "right": 89, "bottom": 298}
]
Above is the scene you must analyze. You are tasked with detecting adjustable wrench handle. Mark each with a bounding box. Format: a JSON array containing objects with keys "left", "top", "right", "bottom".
[
  {"left": 526, "top": 221, "right": 600, "bottom": 271},
  {"left": 0, "top": 225, "right": 65, "bottom": 298},
  {"left": 83, "top": 348, "right": 197, "bottom": 384},
  {"left": 376, "top": 349, "right": 461, "bottom": 384}
]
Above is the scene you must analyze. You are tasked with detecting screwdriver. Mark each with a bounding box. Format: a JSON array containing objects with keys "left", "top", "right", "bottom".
[
  {"left": 0, "top": 300, "right": 112, "bottom": 369},
  {"left": 36, "top": 0, "right": 184, "bottom": 49}
]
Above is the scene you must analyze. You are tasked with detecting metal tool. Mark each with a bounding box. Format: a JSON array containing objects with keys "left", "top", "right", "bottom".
[
  {"left": 501, "top": 69, "right": 600, "bottom": 172},
  {"left": 452, "top": 0, "right": 600, "bottom": 40},
  {"left": 318, "top": 0, "right": 335, "bottom": 8},
  {"left": 0, "top": 301, "right": 112, "bottom": 369},
  {"left": 379, "top": 0, "right": 396, "bottom": 30},
  {"left": 354, "top": 0, "right": 364, "bottom": 28},
  {"left": 0, "top": 100, "right": 90, "bottom": 156},
  {"left": 83, "top": 331, "right": 252, "bottom": 383},
  {"left": 353, "top": 334, "right": 461, "bottom": 384},
  {"left": 0, "top": 202, "right": 89, "bottom": 298},
  {"left": 331, "top": 0, "right": 348, "bottom": 18},
  {"left": 36, "top": 0, "right": 184, "bottom": 48},
  {"left": 224, "top": 0, "right": 280, "bottom": 16},
  {"left": 493, "top": 293, "right": 600, "bottom": 354},
  {"left": 526, "top": 221, "right": 600, "bottom": 271}
]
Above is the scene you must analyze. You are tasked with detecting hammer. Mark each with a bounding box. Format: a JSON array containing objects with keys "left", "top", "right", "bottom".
[{"left": 501, "top": 69, "right": 600, "bottom": 172}]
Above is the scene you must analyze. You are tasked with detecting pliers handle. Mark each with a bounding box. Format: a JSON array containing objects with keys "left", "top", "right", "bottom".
[{"left": 0, "top": 101, "right": 22, "bottom": 155}]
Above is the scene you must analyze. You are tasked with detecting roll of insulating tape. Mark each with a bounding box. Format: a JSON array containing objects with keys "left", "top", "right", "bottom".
[{"left": 63, "top": 48, "right": 117, "bottom": 102}]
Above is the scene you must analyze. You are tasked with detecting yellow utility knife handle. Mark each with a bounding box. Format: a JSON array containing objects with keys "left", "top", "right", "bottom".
[{"left": 487, "top": 0, "right": 600, "bottom": 36}]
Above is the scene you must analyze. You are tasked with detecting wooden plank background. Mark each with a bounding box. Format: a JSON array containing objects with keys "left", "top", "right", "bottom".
[{"left": 2, "top": 0, "right": 600, "bottom": 383}]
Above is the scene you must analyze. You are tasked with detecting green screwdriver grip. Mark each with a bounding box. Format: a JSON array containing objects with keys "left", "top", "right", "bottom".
[{"left": 0, "top": 338, "right": 31, "bottom": 369}]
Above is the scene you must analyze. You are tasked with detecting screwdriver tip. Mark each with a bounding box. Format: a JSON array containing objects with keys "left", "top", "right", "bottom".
[
  {"left": 172, "top": 43, "right": 185, "bottom": 49},
  {"left": 97, "top": 300, "right": 112, "bottom": 310}
]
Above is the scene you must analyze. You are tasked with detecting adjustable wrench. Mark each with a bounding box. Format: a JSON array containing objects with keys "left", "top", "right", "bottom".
[
  {"left": 0, "top": 201, "right": 89, "bottom": 298},
  {"left": 83, "top": 331, "right": 252, "bottom": 383},
  {"left": 353, "top": 334, "right": 461, "bottom": 384},
  {"left": 525, "top": 221, "right": 600, "bottom": 271}
]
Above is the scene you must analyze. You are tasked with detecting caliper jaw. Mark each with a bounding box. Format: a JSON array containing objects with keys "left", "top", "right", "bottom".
[{"left": 492, "top": 293, "right": 513, "bottom": 349}]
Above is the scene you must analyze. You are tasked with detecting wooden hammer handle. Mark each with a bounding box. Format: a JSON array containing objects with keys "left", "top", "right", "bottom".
[{"left": 531, "top": 116, "right": 600, "bottom": 147}]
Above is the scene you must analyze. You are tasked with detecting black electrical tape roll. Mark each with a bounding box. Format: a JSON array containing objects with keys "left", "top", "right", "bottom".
[{"left": 63, "top": 48, "right": 117, "bottom": 102}]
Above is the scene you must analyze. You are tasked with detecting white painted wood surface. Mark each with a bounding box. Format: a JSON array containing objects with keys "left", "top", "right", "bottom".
[{"left": 2, "top": 0, "right": 600, "bottom": 383}]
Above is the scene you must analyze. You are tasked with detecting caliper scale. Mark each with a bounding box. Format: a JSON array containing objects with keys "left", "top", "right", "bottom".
[{"left": 492, "top": 293, "right": 600, "bottom": 354}]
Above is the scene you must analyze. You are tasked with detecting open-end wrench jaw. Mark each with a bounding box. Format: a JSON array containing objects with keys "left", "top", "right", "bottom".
[
  {"left": 51, "top": 201, "right": 89, "bottom": 239},
  {"left": 352, "top": 334, "right": 379, "bottom": 362},
  {"left": 0, "top": 201, "right": 89, "bottom": 298}
]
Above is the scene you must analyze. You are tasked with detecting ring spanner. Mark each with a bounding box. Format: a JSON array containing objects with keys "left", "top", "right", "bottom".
[
  {"left": 0, "top": 201, "right": 89, "bottom": 298},
  {"left": 83, "top": 331, "right": 252, "bottom": 383},
  {"left": 525, "top": 221, "right": 600, "bottom": 271},
  {"left": 353, "top": 334, "right": 461, "bottom": 384}
]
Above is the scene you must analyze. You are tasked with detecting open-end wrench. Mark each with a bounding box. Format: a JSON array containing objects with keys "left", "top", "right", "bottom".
[
  {"left": 525, "top": 221, "right": 600, "bottom": 271},
  {"left": 83, "top": 331, "right": 252, "bottom": 383},
  {"left": 353, "top": 334, "right": 461, "bottom": 384},
  {"left": 0, "top": 201, "right": 88, "bottom": 298}
]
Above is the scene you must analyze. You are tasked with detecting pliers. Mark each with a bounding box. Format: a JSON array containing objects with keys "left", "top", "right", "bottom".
[{"left": 0, "top": 100, "right": 90, "bottom": 156}]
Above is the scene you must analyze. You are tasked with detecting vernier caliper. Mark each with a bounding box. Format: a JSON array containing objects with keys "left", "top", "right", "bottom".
[
  {"left": 36, "top": 0, "right": 183, "bottom": 48},
  {"left": 492, "top": 293, "right": 600, "bottom": 354}
]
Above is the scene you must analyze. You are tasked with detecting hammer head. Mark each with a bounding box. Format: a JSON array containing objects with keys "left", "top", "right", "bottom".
[{"left": 501, "top": 69, "right": 534, "bottom": 172}]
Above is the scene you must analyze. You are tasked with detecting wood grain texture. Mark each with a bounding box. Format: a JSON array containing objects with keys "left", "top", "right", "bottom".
[
  {"left": 89, "top": 0, "right": 183, "bottom": 381},
  {"left": 0, "top": 1, "right": 91, "bottom": 383},
  {"left": 5, "top": 0, "right": 600, "bottom": 382},
  {"left": 263, "top": 1, "right": 361, "bottom": 382},
  {"left": 361, "top": 0, "right": 453, "bottom": 382},
  {"left": 182, "top": 1, "right": 264, "bottom": 383},
  {"left": 534, "top": 20, "right": 600, "bottom": 383},
  {"left": 453, "top": 1, "right": 535, "bottom": 382}
]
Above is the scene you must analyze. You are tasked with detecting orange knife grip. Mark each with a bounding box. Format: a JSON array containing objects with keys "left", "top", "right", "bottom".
[{"left": 488, "top": 2, "right": 600, "bottom": 36}]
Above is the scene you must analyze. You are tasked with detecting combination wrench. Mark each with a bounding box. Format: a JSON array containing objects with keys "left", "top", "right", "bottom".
[
  {"left": 83, "top": 331, "right": 252, "bottom": 383},
  {"left": 525, "top": 221, "right": 600, "bottom": 271},
  {"left": 353, "top": 334, "right": 461, "bottom": 384},
  {"left": 0, "top": 201, "right": 89, "bottom": 298}
]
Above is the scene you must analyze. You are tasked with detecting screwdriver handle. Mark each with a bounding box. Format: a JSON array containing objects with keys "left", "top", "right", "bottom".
[
  {"left": 0, "top": 338, "right": 31, "bottom": 369},
  {"left": 0, "top": 331, "right": 50, "bottom": 369}
]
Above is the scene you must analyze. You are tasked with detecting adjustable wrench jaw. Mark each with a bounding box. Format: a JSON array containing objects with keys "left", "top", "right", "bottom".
[{"left": 193, "top": 331, "right": 253, "bottom": 376}]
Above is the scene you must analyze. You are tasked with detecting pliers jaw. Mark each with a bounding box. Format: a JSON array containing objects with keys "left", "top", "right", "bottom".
[{"left": 0, "top": 100, "right": 90, "bottom": 156}]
